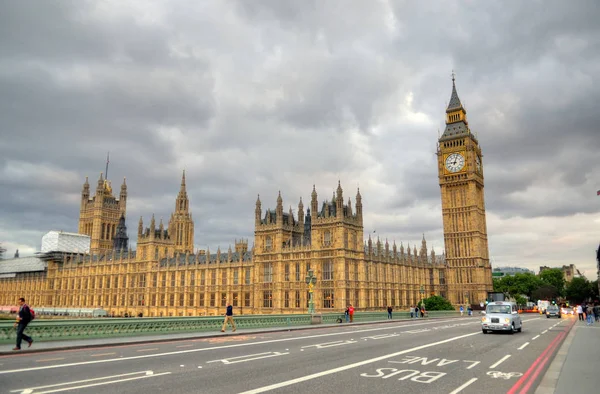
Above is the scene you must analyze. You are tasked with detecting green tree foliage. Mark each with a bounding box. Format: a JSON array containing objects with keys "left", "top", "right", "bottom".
[
  {"left": 565, "top": 277, "right": 595, "bottom": 304},
  {"left": 532, "top": 284, "right": 559, "bottom": 301},
  {"left": 539, "top": 269, "right": 566, "bottom": 297},
  {"left": 423, "top": 295, "right": 455, "bottom": 311},
  {"left": 514, "top": 295, "right": 528, "bottom": 307},
  {"left": 493, "top": 273, "right": 542, "bottom": 299}
]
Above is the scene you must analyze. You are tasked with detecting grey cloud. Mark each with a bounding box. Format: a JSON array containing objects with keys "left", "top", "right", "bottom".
[{"left": 0, "top": 1, "right": 599, "bottom": 276}]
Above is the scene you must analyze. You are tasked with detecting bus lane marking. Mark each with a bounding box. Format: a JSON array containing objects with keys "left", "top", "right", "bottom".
[
  {"left": 389, "top": 355, "right": 479, "bottom": 369},
  {"left": 239, "top": 331, "right": 481, "bottom": 394},
  {"left": 360, "top": 334, "right": 400, "bottom": 341}
]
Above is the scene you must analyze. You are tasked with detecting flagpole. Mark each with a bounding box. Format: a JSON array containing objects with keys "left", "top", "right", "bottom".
[{"left": 105, "top": 152, "right": 110, "bottom": 180}]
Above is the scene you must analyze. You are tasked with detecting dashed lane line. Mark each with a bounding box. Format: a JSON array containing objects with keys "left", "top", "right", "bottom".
[
  {"left": 489, "top": 355, "right": 511, "bottom": 369},
  {"left": 449, "top": 377, "right": 478, "bottom": 394},
  {"left": 532, "top": 335, "right": 540, "bottom": 340},
  {"left": 518, "top": 342, "right": 530, "bottom": 350}
]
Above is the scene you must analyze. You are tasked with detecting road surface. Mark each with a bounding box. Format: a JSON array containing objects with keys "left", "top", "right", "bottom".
[{"left": 0, "top": 315, "right": 574, "bottom": 393}]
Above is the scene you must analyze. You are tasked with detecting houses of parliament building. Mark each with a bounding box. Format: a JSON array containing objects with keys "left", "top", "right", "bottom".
[{"left": 0, "top": 79, "right": 493, "bottom": 317}]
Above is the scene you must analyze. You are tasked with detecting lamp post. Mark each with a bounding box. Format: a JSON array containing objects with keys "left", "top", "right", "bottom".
[
  {"left": 305, "top": 268, "right": 317, "bottom": 314},
  {"left": 419, "top": 285, "right": 425, "bottom": 310}
]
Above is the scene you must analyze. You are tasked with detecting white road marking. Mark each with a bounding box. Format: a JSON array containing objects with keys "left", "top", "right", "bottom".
[
  {"left": 90, "top": 353, "right": 115, "bottom": 357},
  {"left": 448, "top": 377, "right": 478, "bottom": 394},
  {"left": 0, "top": 318, "right": 464, "bottom": 375},
  {"left": 360, "top": 334, "right": 400, "bottom": 340},
  {"left": 542, "top": 330, "right": 548, "bottom": 334},
  {"left": 518, "top": 342, "right": 530, "bottom": 350},
  {"left": 489, "top": 355, "right": 511, "bottom": 369},
  {"left": 10, "top": 371, "right": 171, "bottom": 394},
  {"left": 136, "top": 348, "right": 158, "bottom": 352},
  {"left": 207, "top": 351, "right": 289, "bottom": 365},
  {"left": 301, "top": 340, "right": 357, "bottom": 349},
  {"left": 532, "top": 335, "right": 540, "bottom": 340},
  {"left": 237, "top": 331, "right": 481, "bottom": 394},
  {"left": 36, "top": 358, "right": 64, "bottom": 363},
  {"left": 463, "top": 360, "right": 480, "bottom": 369}
]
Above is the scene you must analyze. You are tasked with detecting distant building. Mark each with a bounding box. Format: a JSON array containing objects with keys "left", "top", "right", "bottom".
[
  {"left": 492, "top": 266, "right": 535, "bottom": 278},
  {"left": 539, "top": 264, "right": 583, "bottom": 282}
]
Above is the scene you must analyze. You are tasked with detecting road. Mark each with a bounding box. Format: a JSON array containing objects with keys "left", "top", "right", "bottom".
[{"left": 0, "top": 315, "right": 575, "bottom": 394}]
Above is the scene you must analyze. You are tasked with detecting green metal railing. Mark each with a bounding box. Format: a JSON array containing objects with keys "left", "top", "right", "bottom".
[{"left": 0, "top": 311, "right": 460, "bottom": 344}]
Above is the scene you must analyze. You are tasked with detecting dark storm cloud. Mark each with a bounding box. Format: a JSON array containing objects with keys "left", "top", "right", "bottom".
[{"left": 0, "top": 1, "right": 599, "bottom": 276}]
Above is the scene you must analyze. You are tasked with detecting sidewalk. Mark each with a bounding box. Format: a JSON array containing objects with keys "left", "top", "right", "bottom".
[
  {"left": 1, "top": 315, "right": 463, "bottom": 356},
  {"left": 536, "top": 319, "right": 600, "bottom": 394}
]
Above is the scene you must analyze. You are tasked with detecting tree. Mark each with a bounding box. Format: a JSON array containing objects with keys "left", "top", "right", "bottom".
[
  {"left": 590, "top": 280, "right": 599, "bottom": 301},
  {"left": 493, "top": 273, "right": 542, "bottom": 299},
  {"left": 539, "top": 269, "right": 566, "bottom": 297},
  {"left": 532, "top": 284, "right": 559, "bottom": 301},
  {"left": 423, "top": 295, "right": 454, "bottom": 311},
  {"left": 565, "top": 277, "right": 594, "bottom": 304},
  {"left": 514, "top": 295, "right": 528, "bottom": 308}
]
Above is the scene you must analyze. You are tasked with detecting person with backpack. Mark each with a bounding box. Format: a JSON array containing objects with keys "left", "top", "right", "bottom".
[
  {"left": 221, "top": 302, "right": 236, "bottom": 333},
  {"left": 13, "top": 297, "right": 34, "bottom": 351}
]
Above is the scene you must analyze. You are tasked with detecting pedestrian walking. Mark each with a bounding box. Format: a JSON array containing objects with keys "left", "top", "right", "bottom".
[
  {"left": 221, "top": 302, "right": 236, "bottom": 332},
  {"left": 345, "top": 306, "right": 350, "bottom": 323},
  {"left": 13, "top": 297, "right": 33, "bottom": 351},
  {"left": 586, "top": 305, "right": 594, "bottom": 325},
  {"left": 577, "top": 305, "right": 584, "bottom": 321},
  {"left": 414, "top": 306, "right": 420, "bottom": 319},
  {"left": 460, "top": 305, "right": 464, "bottom": 316},
  {"left": 410, "top": 305, "right": 414, "bottom": 319},
  {"left": 348, "top": 304, "right": 355, "bottom": 322},
  {"left": 387, "top": 305, "right": 393, "bottom": 320}
]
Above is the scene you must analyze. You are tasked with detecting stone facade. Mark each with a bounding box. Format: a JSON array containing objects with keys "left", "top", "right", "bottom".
[
  {"left": 437, "top": 76, "right": 494, "bottom": 305},
  {"left": 0, "top": 79, "right": 493, "bottom": 316}
]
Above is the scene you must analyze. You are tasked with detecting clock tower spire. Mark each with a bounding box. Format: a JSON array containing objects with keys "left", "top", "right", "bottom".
[{"left": 437, "top": 73, "right": 493, "bottom": 306}]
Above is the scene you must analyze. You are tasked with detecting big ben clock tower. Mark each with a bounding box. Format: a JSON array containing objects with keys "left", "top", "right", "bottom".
[{"left": 437, "top": 74, "right": 493, "bottom": 306}]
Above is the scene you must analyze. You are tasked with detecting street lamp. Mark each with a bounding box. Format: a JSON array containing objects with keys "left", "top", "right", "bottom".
[
  {"left": 305, "top": 268, "right": 317, "bottom": 314},
  {"left": 419, "top": 285, "right": 425, "bottom": 310}
]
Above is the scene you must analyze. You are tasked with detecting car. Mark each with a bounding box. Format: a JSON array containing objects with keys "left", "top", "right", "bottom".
[
  {"left": 481, "top": 301, "right": 523, "bottom": 334},
  {"left": 546, "top": 305, "right": 561, "bottom": 318},
  {"left": 560, "top": 307, "right": 573, "bottom": 316}
]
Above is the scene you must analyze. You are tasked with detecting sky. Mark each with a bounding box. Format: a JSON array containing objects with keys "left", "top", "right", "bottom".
[{"left": 0, "top": 1, "right": 599, "bottom": 278}]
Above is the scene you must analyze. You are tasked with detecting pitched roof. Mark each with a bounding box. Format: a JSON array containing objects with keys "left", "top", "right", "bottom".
[{"left": 0, "top": 256, "right": 46, "bottom": 274}]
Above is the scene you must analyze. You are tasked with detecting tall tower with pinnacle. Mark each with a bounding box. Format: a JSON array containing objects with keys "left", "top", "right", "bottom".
[
  {"left": 437, "top": 73, "right": 493, "bottom": 305},
  {"left": 168, "top": 170, "right": 194, "bottom": 254},
  {"left": 78, "top": 173, "right": 127, "bottom": 255}
]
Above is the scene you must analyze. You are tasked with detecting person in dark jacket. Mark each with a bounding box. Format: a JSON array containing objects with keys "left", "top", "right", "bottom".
[
  {"left": 13, "top": 297, "right": 33, "bottom": 351},
  {"left": 221, "top": 302, "right": 237, "bottom": 332},
  {"left": 387, "top": 306, "right": 393, "bottom": 319}
]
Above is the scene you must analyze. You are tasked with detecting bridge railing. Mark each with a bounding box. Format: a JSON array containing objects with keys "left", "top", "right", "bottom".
[{"left": 0, "top": 310, "right": 460, "bottom": 344}]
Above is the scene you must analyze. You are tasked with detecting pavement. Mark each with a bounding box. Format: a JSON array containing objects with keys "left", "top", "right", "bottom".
[
  {"left": 0, "top": 314, "right": 594, "bottom": 393},
  {"left": 536, "top": 317, "right": 600, "bottom": 394}
]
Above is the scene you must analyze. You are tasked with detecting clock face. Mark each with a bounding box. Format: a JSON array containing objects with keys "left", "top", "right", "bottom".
[
  {"left": 445, "top": 153, "right": 465, "bottom": 173},
  {"left": 476, "top": 156, "right": 481, "bottom": 172}
]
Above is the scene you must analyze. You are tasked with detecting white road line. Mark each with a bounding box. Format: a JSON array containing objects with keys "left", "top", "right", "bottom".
[
  {"left": 489, "top": 355, "right": 511, "bottom": 369},
  {"left": 0, "top": 318, "right": 464, "bottom": 375},
  {"left": 518, "top": 342, "right": 529, "bottom": 350},
  {"left": 207, "top": 351, "right": 289, "bottom": 365},
  {"left": 542, "top": 330, "right": 548, "bottom": 334},
  {"left": 532, "top": 335, "right": 540, "bottom": 340},
  {"left": 36, "top": 358, "right": 65, "bottom": 363},
  {"left": 237, "top": 331, "right": 481, "bottom": 394},
  {"left": 10, "top": 371, "right": 169, "bottom": 393},
  {"left": 449, "top": 377, "right": 478, "bottom": 394}
]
